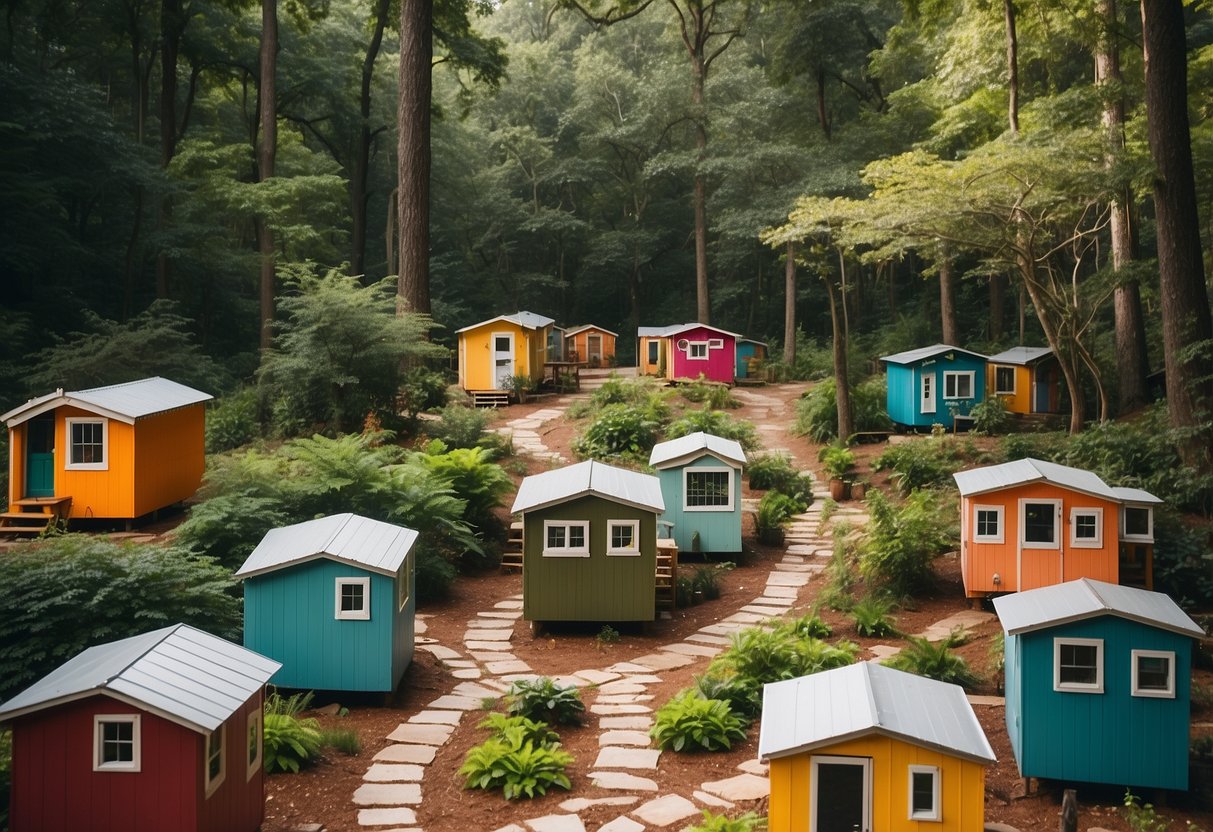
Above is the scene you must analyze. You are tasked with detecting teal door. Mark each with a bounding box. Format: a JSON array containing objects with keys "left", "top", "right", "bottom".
[{"left": 25, "top": 415, "right": 54, "bottom": 497}]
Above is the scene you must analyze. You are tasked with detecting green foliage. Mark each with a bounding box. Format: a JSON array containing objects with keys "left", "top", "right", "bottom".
[
  {"left": 505, "top": 677, "right": 586, "bottom": 726},
  {"left": 596, "top": 625, "right": 621, "bottom": 648},
  {"left": 458, "top": 719, "right": 573, "bottom": 800},
  {"left": 0, "top": 729, "right": 10, "bottom": 830},
  {"left": 426, "top": 403, "right": 492, "bottom": 449},
  {"left": 884, "top": 635, "right": 979, "bottom": 688},
  {"left": 998, "top": 432, "right": 1069, "bottom": 464},
  {"left": 1123, "top": 790, "right": 1169, "bottom": 832},
  {"left": 873, "top": 437, "right": 970, "bottom": 495},
  {"left": 748, "top": 453, "right": 799, "bottom": 491},
  {"left": 858, "top": 489, "right": 957, "bottom": 601},
  {"left": 794, "top": 377, "right": 892, "bottom": 442},
  {"left": 400, "top": 368, "right": 450, "bottom": 419},
  {"left": 651, "top": 690, "right": 747, "bottom": 752},
  {"left": 787, "top": 610, "right": 833, "bottom": 639},
  {"left": 572, "top": 402, "right": 664, "bottom": 462},
  {"left": 503, "top": 373, "right": 534, "bottom": 400},
  {"left": 417, "top": 441, "right": 513, "bottom": 534},
  {"left": 478, "top": 713, "right": 560, "bottom": 749},
  {"left": 567, "top": 376, "right": 670, "bottom": 419},
  {"left": 678, "top": 377, "right": 739, "bottom": 409},
  {"left": 819, "top": 535, "right": 858, "bottom": 611},
  {"left": 988, "top": 631, "right": 1006, "bottom": 681},
  {"left": 691, "top": 563, "right": 733, "bottom": 600},
  {"left": 665, "top": 408, "right": 759, "bottom": 451},
  {"left": 819, "top": 444, "right": 856, "bottom": 480},
  {"left": 685, "top": 810, "right": 767, "bottom": 832},
  {"left": 850, "top": 596, "right": 898, "bottom": 638},
  {"left": 969, "top": 395, "right": 1011, "bottom": 435},
  {"left": 263, "top": 711, "right": 323, "bottom": 774},
  {"left": 1153, "top": 510, "right": 1213, "bottom": 608},
  {"left": 756, "top": 491, "right": 804, "bottom": 532},
  {"left": 205, "top": 388, "right": 261, "bottom": 454},
  {"left": 0, "top": 535, "right": 241, "bottom": 701},
  {"left": 319, "top": 729, "right": 361, "bottom": 756}
]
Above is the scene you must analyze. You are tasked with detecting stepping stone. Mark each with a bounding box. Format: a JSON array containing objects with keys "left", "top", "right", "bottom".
[
  {"left": 592, "top": 704, "right": 653, "bottom": 715},
  {"left": 414, "top": 618, "right": 428, "bottom": 635},
  {"left": 426, "top": 695, "right": 482, "bottom": 711},
  {"left": 753, "top": 596, "right": 795, "bottom": 607},
  {"left": 867, "top": 644, "right": 901, "bottom": 661},
  {"left": 599, "top": 818, "right": 645, "bottom": 832},
  {"left": 363, "top": 763, "right": 424, "bottom": 782},
  {"left": 559, "top": 797, "right": 640, "bottom": 812},
  {"left": 631, "top": 794, "right": 700, "bottom": 826},
  {"left": 967, "top": 694, "right": 1006, "bottom": 706},
  {"left": 444, "top": 659, "right": 477, "bottom": 668},
  {"left": 774, "top": 562, "right": 817, "bottom": 572},
  {"left": 551, "top": 675, "right": 586, "bottom": 689},
  {"left": 685, "top": 633, "right": 732, "bottom": 646},
  {"left": 468, "top": 618, "right": 516, "bottom": 628},
  {"left": 700, "top": 773, "right": 769, "bottom": 801},
  {"left": 599, "top": 716, "right": 653, "bottom": 730},
  {"left": 463, "top": 629, "right": 512, "bottom": 641},
  {"left": 418, "top": 644, "right": 461, "bottom": 660},
  {"left": 597, "top": 681, "right": 649, "bottom": 694},
  {"left": 767, "top": 572, "right": 810, "bottom": 587},
  {"left": 386, "top": 723, "right": 454, "bottom": 745},
  {"left": 357, "top": 808, "right": 417, "bottom": 827},
  {"left": 373, "top": 744, "right": 437, "bottom": 764},
  {"left": 593, "top": 747, "right": 661, "bottom": 769},
  {"left": 410, "top": 709, "right": 463, "bottom": 725},
  {"left": 500, "top": 673, "right": 542, "bottom": 683},
  {"left": 760, "top": 584, "right": 798, "bottom": 598},
  {"left": 492, "top": 826, "right": 527, "bottom": 832},
  {"left": 590, "top": 771, "right": 660, "bottom": 791},
  {"left": 605, "top": 662, "right": 655, "bottom": 673},
  {"left": 466, "top": 641, "right": 513, "bottom": 652},
  {"left": 617, "top": 674, "right": 663, "bottom": 684},
  {"left": 452, "top": 668, "right": 482, "bottom": 679},
  {"left": 693, "top": 790, "right": 734, "bottom": 809},
  {"left": 737, "top": 759, "right": 769, "bottom": 776},
  {"left": 479, "top": 611, "right": 523, "bottom": 619},
  {"left": 486, "top": 659, "right": 533, "bottom": 674},
  {"left": 572, "top": 668, "right": 622, "bottom": 684},
  {"left": 495, "top": 599, "right": 524, "bottom": 609},
  {"left": 353, "top": 783, "right": 422, "bottom": 805},
  {"left": 660, "top": 642, "right": 723, "bottom": 658},
  {"left": 455, "top": 681, "right": 503, "bottom": 698},
  {"left": 597, "top": 693, "right": 654, "bottom": 704},
  {"left": 524, "top": 814, "right": 586, "bottom": 832},
  {"left": 472, "top": 651, "right": 514, "bottom": 661},
  {"left": 599, "top": 730, "right": 652, "bottom": 746},
  {"left": 699, "top": 623, "right": 749, "bottom": 637},
  {"left": 630, "top": 652, "right": 694, "bottom": 671},
  {"left": 742, "top": 605, "right": 790, "bottom": 617}
]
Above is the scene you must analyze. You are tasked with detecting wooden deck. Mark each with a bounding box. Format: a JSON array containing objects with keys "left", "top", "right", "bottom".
[{"left": 0, "top": 496, "right": 73, "bottom": 537}]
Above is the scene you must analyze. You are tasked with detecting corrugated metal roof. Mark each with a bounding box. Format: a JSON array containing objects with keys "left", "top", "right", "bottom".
[
  {"left": 880, "top": 343, "right": 988, "bottom": 366},
  {"left": 563, "top": 324, "right": 620, "bottom": 338},
  {"left": 3, "top": 377, "right": 212, "bottom": 426},
  {"left": 664, "top": 322, "right": 742, "bottom": 339},
  {"left": 1111, "top": 486, "right": 1163, "bottom": 505},
  {"left": 993, "top": 579, "right": 1205, "bottom": 638},
  {"left": 739, "top": 338, "right": 768, "bottom": 347},
  {"left": 0, "top": 624, "right": 280, "bottom": 733},
  {"left": 511, "top": 460, "right": 664, "bottom": 514},
  {"left": 758, "top": 663, "right": 995, "bottom": 764},
  {"left": 454, "top": 311, "right": 555, "bottom": 333},
  {"left": 649, "top": 432, "right": 746, "bottom": 469},
  {"left": 953, "top": 458, "right": 1120, "bottom": 501},
  {"left": 637, "top": 325, "right": 679, "bottom": 338},
  {"left": 988, "top": 346, "right": 1053, "bottom": 366},
  {"left": 235, "top": 513, "right": 419, "bottom": 579}
]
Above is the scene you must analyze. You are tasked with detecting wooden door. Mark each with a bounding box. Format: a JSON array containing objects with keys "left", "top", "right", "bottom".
[
  {"left": 25, "top": 414, "right": 55, "bottom": 497},
  {"left": 811, "top": 755, "right": 871, "bottom": 832}
]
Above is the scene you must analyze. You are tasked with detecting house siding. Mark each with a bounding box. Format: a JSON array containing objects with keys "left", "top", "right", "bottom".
[
  {"left": 458, "top": 321, "right": 549, "bottom": 392},
  {"left": 57, "top": 405, "right": 137, "bottom": 519},
  {"left": 132, "top": 405, "right": 207, "bottom": 518},
  {"left": 668, "top": 326, "right": 736, "bottom": 384},
  {"left": 886, "top": 353, "right": 987, "bottom": 429},
  {"left": 656, "top": 454, "right": 742, "bottom": 554}
]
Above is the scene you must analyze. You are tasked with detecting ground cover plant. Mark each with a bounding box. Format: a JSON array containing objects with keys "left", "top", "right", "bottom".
[
  {"left": 884, "top": 634, "right": 980, "bottom": 688},
  {"left": 677, "top": 377, "right": 739, "bottom": 409},
  {"left": 263, "top": 691, "right": 323, "bottom": 774},
  {"left": 794, "top": 377, "right": 891, "bottom": 442},
  {"left": 850, "top": 595, "right": 898, "bottom": 637},
  {"left": 650, "top": 690, "right": 747, "bottom": 752},
  {"left": 458, "top": 714, "right": 573, "bottom": 800},
  {"left": 571, "top": 402, "right": 666, "bottom": 462},
  {"left": 872, "top": 436, "right": 975, "bottom": 495},
  {"left": 685, "top": 810, "right": 767, "bottom": 832},
  {"left": 665, "top": 408, "right": 759, "bottom": 451},
  {"left": 858, "top": 488, "right": 957, "bottom": 601},
  {"left": 505, "top": 677, "right": 585, "bottom": 725}
]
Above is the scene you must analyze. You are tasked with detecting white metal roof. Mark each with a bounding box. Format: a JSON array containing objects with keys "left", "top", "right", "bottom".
[
  {"left": 649, "top": 432, "right": 746, "bottom": 469},
  {"left": 664, "top": 322, "right": 742, "bottom": 339},
  {"left": 511, "top": 460, "right": 664, "bottom": 515},
  {"left": 563, "top": 324, "right": 620, "bottom": 338},
  {"left": 454, "top": 311, "right": 556, "bottom": 334},
  {"left": 235, "top": 513, "right": 419, "bottom": 579},
  {"left": 993, "top": 579, "right": 1205, "bottom": 639},
  {"left": 1111, "top": 486, "right": 1163, "bottom": 505},
  {"left": 637, "top": 325, "right": 679, "bottom": 338},
  {"left": 987, "top": 346, "right": 1053, "bottom": 366},
  {"left": 953, "top": 458, "right": 1121, "bottom": 501},
  {"left": 0, "top": 624, "right": 280, "bottom": 734},
  {"left": 2, "top": 377, "right": 213, "bottom": 427},
  {"left": 758, "top": 663, "right": 995, "bottom": 765},
  {"left": 880, "top": 343, "right": 988, "bottom": 366},
  {"left": 739, "top": 338, "right": 768, "bottom": 347}
]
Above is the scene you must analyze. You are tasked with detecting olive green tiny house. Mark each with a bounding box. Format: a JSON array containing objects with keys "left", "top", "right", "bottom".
[
  {"left": 649, "top": 431, "right": 746, "bottom": 554},
  {"left": 511, "top": 461, "right": 664, "bottom": 623}
]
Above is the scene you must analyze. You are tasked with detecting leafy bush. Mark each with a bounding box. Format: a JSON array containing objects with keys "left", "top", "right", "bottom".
[
  {"left": 787, "top": 610, "right": 832, "bottom": 639},
  {"left": 873, "top": 437, "right": 970, "bottom": 495},
  {"left": 858, "top": 489, "right": 957, "bottom": 601},
  {"left": 505, "top": 677, "right": 585, "bottom": 726},
  {"left": 399, "top": 367, "right": 449, "bottom": 419},
  {"left": 567, "top": 375, "right": 671, "bottom": 418},
  {"left": 1153, "top": 509, "right": 1213, "bottom": 607},
  {"left": 650, "top": 691, "right": 747, "bottom": 752},
  {"left": 572, "top": 402, "right": 664, "bottom": 461},
  {"left": 479, "top": 713, "right": 560, "bottom": 749},
  {"left": 416, "top": 441, "right": 512, "bottom": 534},
  {"left": 263, "top": 690, "right": 323, "bottom": 774},
  {"left": 819, "top": 444, "right": 856, "bottom": 480},
  {"left": 676, "top": 575, "right": 696, "bottom": 607},
  {"left": 665, "top": 408, "right": 759, "bottom": 451},
  {"left": 320, "top": 729, "right": 361, "bottom": 755},
  {"left": 884, "top": 635, "right": 979, "bottom": 688},
  {"left": 794, "top": 377, "right": 892, "bottom": 442},
  {"left": 850, "top": 596, "right": 898, "bottom": 638},
  {"left": 686, "top": 810, "right": 768, "bottom": 832},
  {"left": 206, "top": 387, "right": 261, "bottom": 453},
  {"left": 819, "top": 534, "right": 857, "bottom": 611},
  {"left": 426, "top": 403, "right": 491, "bottom": 449},
  {"left": 969, "top": 395, "right": 1011, "bottom": 434},
  {"left": 692, "top": 563, "right": 732, "bottom": 600},
  {"left": 0, "top": 729, "right": 9, "bottom": 830},
  {"left": 679, "top": 377, "right": 739, "bottom": 409},
  {"left": 458, "top": 719, "right": 573, "bottom": 800},
  {"left": 748, "top": 453, "right": 798, "bottom": 490},
  {"left": 999, "top": 431, "right": 1068, "bottom": 464},
  {"left": 756, "top": 491, "right": 804, "bottom": 532},
  {"left": 1123, "top": 790, "right": 1170, "bottom": 832}
]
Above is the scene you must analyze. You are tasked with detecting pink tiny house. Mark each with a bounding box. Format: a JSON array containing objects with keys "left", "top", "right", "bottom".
[{"left": 661, "top": 323, "right": 739, "bottom": 385}]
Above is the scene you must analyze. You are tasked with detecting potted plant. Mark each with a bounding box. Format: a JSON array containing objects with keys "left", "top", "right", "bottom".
[
  {"left": 756, "top": 491, "right": 799, "bottom": 545},
  {"left": 820, "top": 444, "right": 856, "bottom": 501}
]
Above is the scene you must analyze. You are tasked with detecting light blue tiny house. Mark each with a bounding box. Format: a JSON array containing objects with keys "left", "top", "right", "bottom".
[
  {"left": 735, "top": 338, "right": 767, "bottom": 379},
  {"left": 994, "top": 579, "right": 1204, "bottom": 790},
  {"left": 881, "top": 344, "right": 988, "bottom": 430},
  {"left": 649, "top": 432, "right": 746, "bottom": 554},
  {"left": 237, "top": 513, "right": 418, "bottom": 693}
]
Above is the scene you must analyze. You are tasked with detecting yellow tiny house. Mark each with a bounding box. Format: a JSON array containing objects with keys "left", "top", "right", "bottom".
[{"left": 456, "top": 311, "right": 554, "bottom": 396}]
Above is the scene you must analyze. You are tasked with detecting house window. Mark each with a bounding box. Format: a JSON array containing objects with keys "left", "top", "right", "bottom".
[
  {"left": 1070, "top": 508, "right": 1103, "bottom": 548},
  {"left": 684, "top": 468, "right": 733, "bottom": 511},
  {"left": 246, "top": 709, "right": 262, "bottom": 780},
  {"left": 1131, "top": 650, "right": 1175, "bottom": 698},
  {"left": 607, "top": 520, "right": 640, "bottom": 556},
  {"left": 335, "top": 577, "right": 371, "bottom": 620},
  {"left": 943, "top": 371, "right": 975, "bottom": 399},
  {"left": 688, "top": 342, "right": 709, "bottom": 359},
  {"left": 1054, "top": 638, "right": 1104, "bottom": 693},
  {"left": 908, "top": 765, "right": 941, "bottom": 821},
  {"left": 973, "top": 505, "right": 1004, "bottom": 543},
  {"left": 66, "top": 418, "right": 108, "bottom": 470},
  {"left": 398, "top": 555, "right": 412, "bottom": 611},
  {"left": 994, "top": 365, "right": 1016, "bottom": 395},
  {"left": 707, "top": 338, "right": 724, "bottom": 349},
  {"left": 205, "top": 726, "right": 225, "bottom": 796},
  {"left": 494, "top": 336, "right": 511, "bottom": 352},
  {"left": 1022, "top": 501, "right": 1059, "bottom": 548},
  {"left": 647, "top": 340, "right": 659, "bottom": 364},
  {"left": 94, "top": 714, "right": 140, "bottom": 771},
  {"left": 543, "top": 520, "right": 590, "bottom": 556},
  {"left": 1122, "top": 506, "right": 1153, "bottom": 541}
]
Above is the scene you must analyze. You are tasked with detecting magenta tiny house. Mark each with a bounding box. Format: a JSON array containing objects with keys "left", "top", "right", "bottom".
[{"left": 663, "top": 324, "right": 739, "bottom": 385}]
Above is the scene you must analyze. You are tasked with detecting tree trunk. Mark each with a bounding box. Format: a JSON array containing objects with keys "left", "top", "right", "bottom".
[
  {"left": 825, "top": 276, "right": 853, "bottom": 439},
  {"left": 1016, "top": 250, "right": 1087, "bottom": 433},
  {"left": 784, "top": 241, "right": 796, "bottom": 365},
  {"left": 691, "top": 48, "right": 710, "bottom": 324},
  {"left": 257, "top": 0, "right": 278, "bottom": 352},
  {"left": 815, "top": 65, "right": 831, "bottom": 140},
  {"left": 397, "top": 0, "right": 433, "bottom": 313},
  {"left": 939, "top": 250, "right": 958, "bottom": 344},
  {"left": 1004, "top": 0, "right": 1019, "bottom": 134},
  {"left": 1141, "top": 0, "right": 1213, "bottom": 471},
  {"left": 350, "top": 0, "right": 391, "bottom": 278},
  {"left": 156, "top": 0, "right": 182, "bottom": 299}
]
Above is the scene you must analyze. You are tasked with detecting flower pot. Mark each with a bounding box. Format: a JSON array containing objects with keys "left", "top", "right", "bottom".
[
  {"left": 829, "top": 477, "right": 851, "bottom": 501},
  {"left": 850, "top": 482, "right": 866, "bottom": 500}
]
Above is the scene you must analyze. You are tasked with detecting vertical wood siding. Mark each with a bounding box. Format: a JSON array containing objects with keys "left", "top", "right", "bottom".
[
  {"left": 458, "top": 322, "right": 547, "bottom": 391},
  {"left": 132, "top": 405, "right": 207, "bottom": 517},
  {"left": 7, "top": 424, "right": 25, "bottom": 510},
  {"left": 886, "top": 364, "right": 916, "bottom": 426},
  {"left": 669, "top": 326, "right": 736, "bottom": 384},
  {"left": 57, "top": 406, "right": 135, "bottom": 519},
  {"left": 656, "top": 455, "right": 742, "bottom": 554}
]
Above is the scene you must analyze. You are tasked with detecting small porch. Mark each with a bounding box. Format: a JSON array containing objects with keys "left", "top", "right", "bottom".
[{"left": 0, "top": 496, "right": 73, "bottom": 537}]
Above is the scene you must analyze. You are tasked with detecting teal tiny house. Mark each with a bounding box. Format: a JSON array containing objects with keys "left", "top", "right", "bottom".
[
  {"left": 236, "top": 513, "right": 418, "bottom": 693},
  {"left": 881, "top": 344, "right": 988, "bottom": 430},
  {"left": 649, "top": 432, "right": 746, "bottom": 554},
  {"left": 512, "top": 460, "right": 664, "bottom": 623},
  {"left": 994, "top": 579, "right": 1204, "bottom": 790},
  {"left": 735, "top": 339, "right": 767, "bottom": 379}
]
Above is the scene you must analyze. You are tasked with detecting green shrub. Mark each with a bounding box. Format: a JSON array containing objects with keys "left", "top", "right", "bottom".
[
  {"left": 399, "top": 367, "right": 449, "bottom": 419},
  {"left": 969, "top": 395, "right": 1011, "bottom": 435},
  {"left": 686, "top": 810, "right": 768, "bottom": 832},
  {"left": 505, "top": 678, "right": 585, "bottom": 726},
  {"left": 679, "top": 377, "right": 739, "bottom": 409},
  {"left": 479, "top": 713, "right": 560, "bottom": 748},
  {"left": 205, "top": 387, "right": 261, "bottom": 453},
  {"left": 999, "top": 431, "right": 1068, "bottom": 463},
  {"left": 748, "top": 453, "right": 798, "bottom": 490},
  {"left": 787, "top": 610, "right": 832, "bottom": 639},
  {"left": 573, "top": 403, "right": 664, "bottom": 461},
  {"left": 872, "top": 437, "right": 969, "bottom": 495},
  {"left": 416, "top": 442, "right": 513, "bottom": 534},
  {"left": 1123, "top": 790, "right": 1170, "bottom": 832},
  {"left": 458, "top": 736, "right": 573, "bottom": 799},
  {"left": 692, "top": 563, "right": 732, "bottom": 600},
  {"left": 819, "top": 534, "right": 857, "bottom": 611},
  {"left": 693, "top": 671, "right": 762, "bottom": 721},
  {"left": 665, "top": 408, "right": 759, "bottom": 451},
  {"left": 264, "top": 691, "right": 323, "bottom": 774},
  {"left": 850, "top": 596, "right": 898, "bottom": 638},
  {"left": 676, "top": 575, "right": 696, "bottom": 607},
  {"left": 819, "top": 444, "right": 856, "bottom": 480},
  {"left": 567, "top": 375, "right": 670, "bottom": 418},
  {"left": 426, "top": 403, "right": 491, "bottom": 449},
  {"left": 884, "top": 635, "right": 979, "bottom": 688},
  {"left": 650, "top": 691, "right": 747, "bottom": 752},
  {"left": 320, "top": 729, "right": 361, "bottom": 755},
  {"left": 858, "top": 489, "right": 957, "bottom": 601},
  {"left": 794, "top": 377, "right": 892, "bottom": 442},
  {"left": 756, "top": 491, "right": 804, "bottom": 532}
]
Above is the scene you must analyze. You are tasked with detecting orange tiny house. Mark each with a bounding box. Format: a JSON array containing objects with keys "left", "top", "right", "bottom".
[
  {"left": 563, "top": 325, "right": 617, "bottom": 367},
  {"left": 2, "top": 378, "right": 212, "bottom": 527},
  {"left": 953, "top": 458, "right": 1160, "bottom": 599},
  {"left": 986, "top": 346, "right": 1062, "bottom": 415},
  {"left": 456, "top": 311, "right": 554, "bottom": 398},
  {"left": 637, "top": 326, "right": 675, "bottom": 377}
]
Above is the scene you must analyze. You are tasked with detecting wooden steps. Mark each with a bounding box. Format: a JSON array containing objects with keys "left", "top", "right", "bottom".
[
  {"left": 0, "top": 497, "right": 72, "bottom": 537},
  {"left": 655, "top": 540, "right": 678, "bottom": 612},
  {"left": 471, "top": 391, "right": 512, "bottom": 408},
  {"left": 501, "top": 521, "right": 523, "bottom": 572}
]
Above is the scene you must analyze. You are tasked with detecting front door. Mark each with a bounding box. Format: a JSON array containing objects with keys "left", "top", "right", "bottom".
[
  {"left": 587, "top": 334, "right": 602, "bottom": 365},
  {"left": 812, "top": 755, "right": 871, "bottom": 832},
  {"left": 492, "top": 332, "right": 515, "bottom": 390},
  {"left": 921, "top": 372, "right": 936, "bottom": 415},
  {"left": 1034, "top": 367, "right": 1052, "bottom": 413},
  {"left": 25, "top": 413, "right": 55, "bottom": 497}
]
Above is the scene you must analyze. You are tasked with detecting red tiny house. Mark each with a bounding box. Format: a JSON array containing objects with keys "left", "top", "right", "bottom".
[{"left": 664, "top": 323, "right": 739, "bottom": 385}]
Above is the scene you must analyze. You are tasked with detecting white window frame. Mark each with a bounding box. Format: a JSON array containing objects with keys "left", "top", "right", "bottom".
[
  {"left": 246, "top": 709, "right": 263, "bottom": 781},
  {"left": 993, "top": 365, "right": 1017, "bottom": 395},
  {"left": 542, "top": 520, "right": 590, "bottom": 557},
  {"left": 1020, "top": 499, "right": 1061, "bottom": 550},
  {"left": 943, "top": 370, "right": 975, "bottom": 400},
  {"left": 1054, "top": 637, "right": 1104, "bottom": 693},
  {"left": 65, "top": 417, "right": 109, "bottom": 471},
  {"left": 809, "top": 755, "right": 872, "bottom": 832},
  {"left": 687, "top": 341, "right": 709, "bottom": 360},
  {"left": 683, "top": 467, "right": 734, "bottom": 512},
  {"left": 606, "top": 519, "right": 641, "bottom": 556},
  {"left": 907, "top": 764, "right": 941, "bottom": 822},
  {"left": 1131, "top": 649, "right": 1176, "bottom": 699},
  {"left": 707, "top": 338, "right": 724, "bottom": 349},
  {"left": 1121, "top": 506, "right": 1154, "bottom": 542},
  {"left": 973, "top": 505, "right": 1004, "bottom": 544},
  {"left": 204, "top": 725, "right": 226, "bottom": 797},
  {"left": 335, "top": 577, "right": 372, "bottom": 620},
  {"left": 93, "top": 714, "right": 141, "bottom": 772},
  {"left": 921, "top": 373, "right": 936, "bottom": 414},
  {"left": 398, "top": 555, "right": 413, "bottom": 611},
  {"left": 1069, "top": 507, "right": 1103, "bottom": 548}
]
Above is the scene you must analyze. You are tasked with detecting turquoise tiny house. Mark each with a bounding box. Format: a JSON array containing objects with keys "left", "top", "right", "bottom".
[
  {"left": 735, "top": 339, "right": 767, "bottom": 379},
  {"left": 649, "top": 432, "right": 746, "bottom": 554},
  {"left": 881, "top": 344, "right": 988, "bottom": 430},
  {"left": 994, "top": 579, "right": 1204, "bottom": 790},
  {"left": 237, "top": 514, "right": 418, "bottom": 693}
]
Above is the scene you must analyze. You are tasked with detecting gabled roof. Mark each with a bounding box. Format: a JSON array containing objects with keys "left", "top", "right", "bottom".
[
  {"left": 511, "top": 460, "right": 664, "bottom": 515},
  {"left": 988, "top": 346, "right": 1054, "bottom": 366},
  {"left": 455, "top": 311, "right": 555, "bottom": 334},
  {"left": 563, "top": 324, "right": 619, "bottom": 338},
  {"left": 880, "top": 343, "right": 988, "bottom": 366},
  {"left": 235, "top": 513, "right": 419, "bottom": 579},
  {"left": 953, "top": 457, "right": 1121, "bottom": 501},
  {"left": 0, "top": 624, "right": 279, "bottom": 733},
  {"left": 994, "top": 579, "right": 1205, "bottom": 639},
  {"left": 738, "top": 338, "right": 768, "bottom": 348},
  {"left": 2, "top": 377, "right": 213, "bottom": 427},
  {"left": 1111, "top": 486, "right": 1163, "bottom": 505},
  {"left": 665, "top": 322, "right": 742, "bottom": 339},
  {"left": 637, "top": 325, "right": 680, "bottom": 338},
  {"left": 759, "top": 663, "right": 996, "bottom": 765},
  {"left": 649, "top": 431, "right": 746, "bottom": 469}
]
